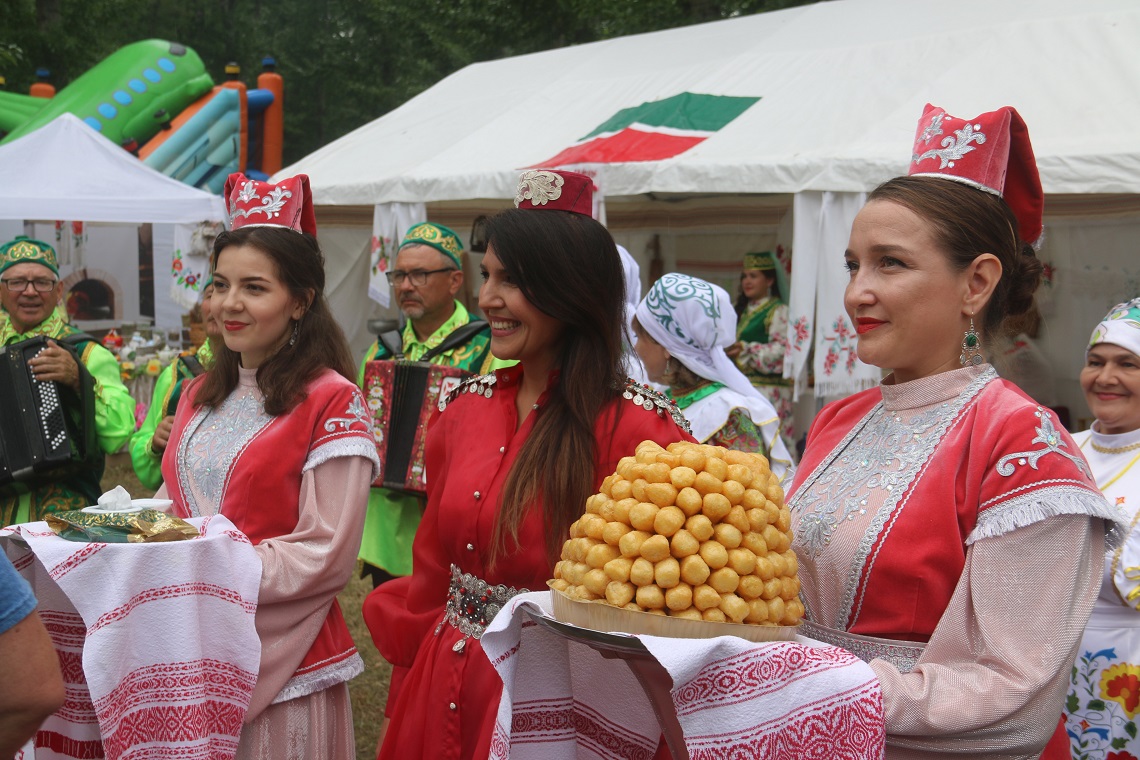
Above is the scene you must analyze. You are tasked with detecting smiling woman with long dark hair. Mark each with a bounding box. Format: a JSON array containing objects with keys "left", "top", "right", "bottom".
[
  {"left": 157, "top": 174, "right": 378, "bottom": 759},
  {"left": 363, "top": 169, "right": 693, "bottom": 760}
]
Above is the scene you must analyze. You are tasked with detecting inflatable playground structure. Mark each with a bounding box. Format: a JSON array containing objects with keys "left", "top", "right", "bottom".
[{"left": 0, "top": 40, "right": 284, "bottom": 192}]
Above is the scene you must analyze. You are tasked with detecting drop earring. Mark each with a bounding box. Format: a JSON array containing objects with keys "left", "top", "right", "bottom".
[
  {"left": 288, "top": 321, "right": 299, "bottom": 347},
  {"left": 960, "top": 316, "right": 983, "bottom": 366}
]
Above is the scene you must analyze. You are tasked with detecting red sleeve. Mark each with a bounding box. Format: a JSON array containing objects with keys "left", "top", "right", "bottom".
[
  {"left": 361, "top": 395, "right": 456, "bottom": 710},
  {"left": 595, "top": 400, "right": 696, "bottom": 478}
]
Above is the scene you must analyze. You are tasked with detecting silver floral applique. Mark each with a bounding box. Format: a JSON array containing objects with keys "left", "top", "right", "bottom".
[
  {"left": 995, "top": 408, "right": 1091, "bottom": 478},
  {"left": 514, "top": 170, "right": 564, "bottom": 208},
  {"left": 918, "top": 112, "right": 945, "bottom": 144},
  {"left": 324, "top": 394, "right": 371, "bottom": 432},
  {"left": 912, "top": 121, "right": 986, "bottom": 169}
]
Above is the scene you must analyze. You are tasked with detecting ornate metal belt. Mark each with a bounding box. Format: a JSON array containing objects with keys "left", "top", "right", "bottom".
[
  {"left": 800, "top": 619, "right": 927, "bottom": 674},
  {"left": 436, "top": 564, "right": 529, "bottom": 652}
]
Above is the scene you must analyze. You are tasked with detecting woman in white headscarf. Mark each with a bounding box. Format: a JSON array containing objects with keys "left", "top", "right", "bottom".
[
  {"left": 1065, "top": 296, "right": 1140, "bottom": 758},
  {"left": 633, "top": 272, "right": 793, "bottom": 485}
]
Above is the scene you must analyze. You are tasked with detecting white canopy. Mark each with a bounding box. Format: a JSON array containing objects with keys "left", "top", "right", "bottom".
[
  {"left": 282, "top": 0, "right": 1140, "bottom": 203},
  {"left": 0, "top": 113, "right": 226, "bottom": 224}
]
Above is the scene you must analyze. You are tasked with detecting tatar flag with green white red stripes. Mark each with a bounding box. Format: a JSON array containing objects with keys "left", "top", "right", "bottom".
[{"left": 537, "top": 92, "right": 759, "bottom": 166}]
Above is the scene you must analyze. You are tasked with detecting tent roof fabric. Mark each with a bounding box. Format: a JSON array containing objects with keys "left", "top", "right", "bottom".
[
  {"left": 0, "top": 113, "right": 226, "bottom": 223},
  {"left": 280, "top": 0, "right": 1140, "bottom": 205}
]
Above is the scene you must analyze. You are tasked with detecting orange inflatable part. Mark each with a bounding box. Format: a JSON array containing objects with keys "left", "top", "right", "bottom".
[
  {"left": 221, "top": 80, "right": 248, "bottom": 171},
  {"left": 30, "top": 82, "right": 56, "bottom": 98},
  {"left": 257, "top": 70, "right": 283, "bottom": 176}
]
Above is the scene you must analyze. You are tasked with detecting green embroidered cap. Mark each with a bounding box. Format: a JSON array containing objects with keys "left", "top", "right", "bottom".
[
  {"left": 400, "top": 222, "right": 463, "bottom": 268},
  {"left": 743, "top": 251, "right": 776, "bottom": 271},
  {"left": 0, "top": 236, "right": 59, "bottom": 276}
]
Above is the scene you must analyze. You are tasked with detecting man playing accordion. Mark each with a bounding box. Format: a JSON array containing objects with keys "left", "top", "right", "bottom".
[
  {"left": 357, "top": 222, "right": 513, "bottom": 586},
  {"left": 0, "top": 236, "right": 134, "bottom": 524}
]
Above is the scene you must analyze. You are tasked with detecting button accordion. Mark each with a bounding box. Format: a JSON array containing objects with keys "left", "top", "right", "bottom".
[
  {"left": 362, "top": 360, "right": 470, "bottom": 494},
  {"left": 0, "top": 335, "right": 93, "bottom": 488}
]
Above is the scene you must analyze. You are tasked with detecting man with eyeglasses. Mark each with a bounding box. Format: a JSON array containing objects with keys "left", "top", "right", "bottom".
[
  {"left": 0, "top": 237, "right": 134, "bottom": 525},
  {"left": 357, "top": 222, "right": 513, "bottom": 586}
]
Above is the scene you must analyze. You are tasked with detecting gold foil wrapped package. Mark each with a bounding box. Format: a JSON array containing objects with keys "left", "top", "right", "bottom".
[{"left": 47, "top": 509, "right": 199, "bottom": 543}]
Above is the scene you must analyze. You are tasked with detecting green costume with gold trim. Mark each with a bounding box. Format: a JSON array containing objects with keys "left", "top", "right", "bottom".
[
  {"left": 735, "top": 296, "right": 792, "bottom": 388},
  {"left": 357, "top": 300, "right": 514, "bottom": 576},
  {"left": 129, "top": 340, "right": 215, "bottom": 491}
]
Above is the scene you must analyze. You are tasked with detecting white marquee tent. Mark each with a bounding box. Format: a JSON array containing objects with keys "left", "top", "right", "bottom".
[
  {"left": 281, "top": 0, "right": 1140, "bottom": 431},
  {"left": 0, "top": 113, "right": 227, "bottom": 332}
]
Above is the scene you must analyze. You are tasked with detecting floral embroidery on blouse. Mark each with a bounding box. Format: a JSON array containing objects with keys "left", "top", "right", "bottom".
[{"left": 324, "top": 393, "right": 370, "bottom": 433}]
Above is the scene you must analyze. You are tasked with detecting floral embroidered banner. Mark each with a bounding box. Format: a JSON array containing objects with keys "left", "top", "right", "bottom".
[
  {"left": 369, "top": 202, "right": 425, "bottom": 308},
  {"left": 169, "top": 221, "right": 221, "bottom": 309}
]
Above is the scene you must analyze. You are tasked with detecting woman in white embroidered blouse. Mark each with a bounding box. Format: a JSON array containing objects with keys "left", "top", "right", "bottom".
[
  {"left": 1064, "top": 297, "right": 1140, "bottom": 758},
  {"left": 788, "top": 104, "right": 1121, "bottom": 760}
]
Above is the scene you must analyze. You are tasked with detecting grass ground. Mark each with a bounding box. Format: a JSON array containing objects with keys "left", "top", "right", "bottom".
[{"left": 102, "top": 455, "right": 390, "bottom": 759}]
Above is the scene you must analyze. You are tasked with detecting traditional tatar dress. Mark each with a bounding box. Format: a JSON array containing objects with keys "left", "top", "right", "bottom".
[
  {"left": 160, "top": 366, "right": 379, "bottom": 758},
  {"left": 1066, "top": 426, "right": 1140, "bottom": 757},
  {"left": 363, "top": 364, "right": 693, "bottom": 760},
  {"left": 670, "top": 381, "right": 794, "bottom": 486},
  {"left": 789, "top": 365, "right": 1121, "bottom": 759},
  {"left": 735, "top": 295, "right": 794, "bottom": 437}
]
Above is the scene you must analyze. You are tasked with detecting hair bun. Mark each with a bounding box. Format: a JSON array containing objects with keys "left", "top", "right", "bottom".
[{"left": 1001, "top": 243, "right": 1043, "bottom": 324}]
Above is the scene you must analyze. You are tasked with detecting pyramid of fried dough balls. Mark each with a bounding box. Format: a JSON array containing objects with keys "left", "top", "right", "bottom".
[{"left": 551, "top": 440, "right": 803, "bottom": 626}]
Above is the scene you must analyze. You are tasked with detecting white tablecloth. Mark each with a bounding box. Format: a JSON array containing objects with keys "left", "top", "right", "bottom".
[
  {"left": 482, "top": 591, "right": 885, "bottom": 760},
  {"left": 3, "top": 514, "right": 262, "bottom": 760}
]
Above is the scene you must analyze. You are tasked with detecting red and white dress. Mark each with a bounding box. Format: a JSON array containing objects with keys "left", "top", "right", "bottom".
[
  {"left": 789, "top": 364, "right": 1120, "bottom": 759},
  {"left": 160, "top": 366, "right": 379, "bottom": 759},
  {"left": 363, "top": 364, "right": 693, "bottom": 760}
]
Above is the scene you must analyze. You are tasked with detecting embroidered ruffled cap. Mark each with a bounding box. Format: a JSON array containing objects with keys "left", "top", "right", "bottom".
[
  {"left": 636, "top": 272, "right": 761, "bottom": 402},
  {"left": 1088, "top": 297, "right": 1140, "bottom": 358},
  {"left": 908, "top": 103, "right": 1043, "bottom": 246},
  {"left": 224, "top": 172, "right": 317, "bottom": 235},
  {"left": 513, "top": 169, "right": 593, "bottom": 216},
  {"left": 400, "top": 222, "right": 463, "bottom": 268},
  {"left": 0, "top": 236, "right": 59, "bottom": 276}
]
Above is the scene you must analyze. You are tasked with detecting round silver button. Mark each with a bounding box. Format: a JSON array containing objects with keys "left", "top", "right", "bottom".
[
  {"left": 449, "top": 702, "right": 457, "bottom": 711},
  {"left": 474, "top": 491, "right": 481, "bottom": 499},
  {"left": 466, "top": 543, "right": 475, "bottom": 551}
]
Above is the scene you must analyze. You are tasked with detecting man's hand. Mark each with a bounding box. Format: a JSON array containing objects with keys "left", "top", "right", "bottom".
[
  {"left": 151, "top": 416, "right": 176, "bottom": 455},
  {"left": 724, "top": 341, "right": 744, "bottom": 359},
  {"left": 28, "top": 340, "right": 81, "bottom": 391}
]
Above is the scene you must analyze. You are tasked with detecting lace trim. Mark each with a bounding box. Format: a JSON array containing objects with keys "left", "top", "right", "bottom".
[
  {"left": 969, "top": 484, "right": 1128, "bottom": 547},
  {"left": 800, "top": 619, "right": 925, "bottom": 674},
  {"left": 271, "top": 651, "right": 364, "bottom": 705},
  {"left": 303, "top": 438, "right": 381, "bottom": 480}
]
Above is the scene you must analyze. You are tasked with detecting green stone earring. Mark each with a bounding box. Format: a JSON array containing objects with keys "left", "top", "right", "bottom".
[{"left": 960, "top": 316, "right": 983, "bottom": 366}]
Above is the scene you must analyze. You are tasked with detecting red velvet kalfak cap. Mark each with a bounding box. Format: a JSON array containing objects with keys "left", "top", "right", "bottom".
[
  {"left": 224, "top": 172, "right": 317, "bottom": 236},
  {"left": 513, "top": 169, "right": 593, "bottom": 216},
  {"left": 908, "top": 103, "right": 1043, "bottom": 245}
]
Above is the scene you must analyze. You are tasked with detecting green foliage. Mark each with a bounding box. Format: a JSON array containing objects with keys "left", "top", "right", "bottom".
[{"left": 0, "top": 0, "right": 821, "bottom": 164}]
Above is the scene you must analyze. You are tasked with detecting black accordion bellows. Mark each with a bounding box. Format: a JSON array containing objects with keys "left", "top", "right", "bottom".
[{"left": 0, "top": 335, "right": 98, "bottom": 489}]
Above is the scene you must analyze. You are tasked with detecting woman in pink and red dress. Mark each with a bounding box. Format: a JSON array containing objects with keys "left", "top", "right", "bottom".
[
  {"left": 159, "top": 173, "right": 379, "bottom": 758},
  {"left": 363, "top": 169, "right": 693, "bottom": 760}
]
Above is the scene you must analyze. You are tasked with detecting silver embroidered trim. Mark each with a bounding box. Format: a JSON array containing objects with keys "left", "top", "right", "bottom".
[
  {"left": 621, "top": 378, "right": 691, "bottom": 435},
  {"left": 968, "top": 484, "right": 1128, "bottom": 547},
  {"left": 439, "top": 564, "right": 528, "bottom": 641},
  {"left": 800, "top": 619, "right": 925, "bottom": 674},
  {"left": 230, "top": 183, "right": 292, "bottom": 225},
  {"left": 271, "top": 652, "right": 364, "bottom": 705},
  {"left": 303, "top": 438, "right": 381, "bottom": 480},
  {"left": 790, "top": 368, "right": 995, "bottom": 629},
  {"left": 324, "top": 394, "right": 371, "bottom": 433},
  {"left": 912, "top": 121, "right": 985, "bottom": 169},
  {"left": 514, "top": 170, "right": 564, "bottom": 208},
  {"left": 177, "top": 388, "right": 274, "bottom": 517},
  {"left": 440, "top": 373, "right": 497, "bottom": 411},
  {"left": 918, "top": 112, "right": 945, "bottom": 144},
  {"left": 995, "top": 407, "right": 1091, "bottom": 479}
]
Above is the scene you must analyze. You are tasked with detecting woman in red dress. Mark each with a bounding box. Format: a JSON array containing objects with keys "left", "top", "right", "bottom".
[{"left": 363, "top": 169, "right": 693, "bottom": 760}]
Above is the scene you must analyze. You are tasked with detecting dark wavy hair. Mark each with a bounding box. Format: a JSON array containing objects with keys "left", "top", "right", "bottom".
[
  {"left": 867, "top": 176, "right": 1043, "bottom": 338},
  {"left": 194, "top": 226, "right": 355, "bottom": 415},
  {"left": 733, "top": 270, "right": 780, "bottom": 318},
  {"left": 484, "top": 208, "right": 627, "bottom": 565}
]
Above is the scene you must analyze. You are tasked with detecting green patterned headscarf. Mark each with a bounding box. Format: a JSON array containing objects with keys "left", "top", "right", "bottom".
[
  {"left": 400, "top": 222, "right": 463, "bottom": 268},
  {"left": 0, "top": 236, "right": 59, "bottom": 276},
  {"left": 1089, "top": 297, "right": 1140, "bottom": 357}
]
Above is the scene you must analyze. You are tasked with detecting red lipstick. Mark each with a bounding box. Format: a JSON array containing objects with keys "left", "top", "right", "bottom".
[{"left": 855, "top": 318, "right": 886, "bottom": 335}]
